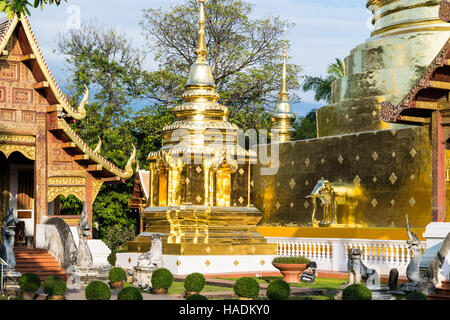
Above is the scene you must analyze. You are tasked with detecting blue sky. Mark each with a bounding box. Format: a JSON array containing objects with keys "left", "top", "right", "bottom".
[{"left": 24, "top": 0, "right": 373, "bottom": 116}]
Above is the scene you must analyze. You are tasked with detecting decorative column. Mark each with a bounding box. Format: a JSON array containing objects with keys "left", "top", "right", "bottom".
[{"left": 431, "top": 111, "right": 446, "bottom": 222}]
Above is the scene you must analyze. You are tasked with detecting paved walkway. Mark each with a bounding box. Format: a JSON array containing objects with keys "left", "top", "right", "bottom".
[{"left": 64, "top": 289, "right": 184, "bottom": 300}]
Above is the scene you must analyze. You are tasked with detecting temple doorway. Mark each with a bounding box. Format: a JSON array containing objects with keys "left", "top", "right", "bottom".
[{"left": 0, "top": 151, "right": 35, "bottom": 247}]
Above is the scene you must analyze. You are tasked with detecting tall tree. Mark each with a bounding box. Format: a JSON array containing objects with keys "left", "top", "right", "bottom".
[
  {"left": 56, "top": 22, "right": 143, "bottom": 237},
  {"left": 293, "top": 110, "right": 317, "bottom": 140},
  {"left": 140, "top": 0, "right": 302, "bottom": 131},
  {"left": 302, "top": 58, "right": 345, "bottom": 103},
  {"left": 0, "top": 0, "right": 65, "bottom": 17}
]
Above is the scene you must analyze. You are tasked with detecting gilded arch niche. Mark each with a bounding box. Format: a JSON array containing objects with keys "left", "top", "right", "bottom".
[{"left": 0, "top": 135, "right": 36, "bottom": 160}]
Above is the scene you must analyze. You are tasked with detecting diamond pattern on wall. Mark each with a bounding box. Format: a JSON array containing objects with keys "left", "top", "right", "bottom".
[
  {"left": 305, "top": 158, "right": 310, "bottom": 167},
  {"left": 238, "top": 197, "right": 244, "bottom": 204},
  {"left": 409, "top": 197, "right": 416, "bottom": 207},
  {"left": 391, "top": 152, "right": 396, "bottom": 158},
  {"left": 371, "top": 198, "right": 378, "bottom": 208},
  {"left": 289, "top": 179, "right": 296, "bottom": 190},
  {"left": 205, "top": 260, "right": 211, "bottom": 267},
  {"left": 196, "top": 166, "right": 202, "bottom": 174},
  {"left": 390, "top": 199, "right": 395, "bottom": 206},
  {"left": 290, "top": 202, "right": 294, "bottom": 208},
  {"left": 353, "top": 175, "right": 361, "bottom": 186},
  {"left": 321, "top": 158, "right": 325, "bottom": 164},
  {"left": 260, "top": 260, "right": 265, "bottom": 266},
  {"left": 355, "top": 155, "right": 360, "bottom": 161},
  {"left": 239, "top": 168, "right": 245, "bottom": 175},
  {"left": 410, "top": 148, "right": 417, "bottom": 158},
  {"left": 276, "top": 201, "right": 280, "bottom": 210},
  {"left": 291, "top": 160, "right": 295, "bottom": 166},
  {"left": 196, "top": 195, "right": 202, "bottom": 203},
  {"left": 410, "top": 174, "right": 415, "bottom": 181},
  {"left": 338, "top": 155, "right": 344, "bottom": 164},
  {"left": 185, "top": 177, "right": 190, "bottom": 184},
  {"left": 372, "top": 110, "right": 377, "bottom": 117},
  {"left": 304, "top": 201, "right": 309, "bottom": 209},
  {"left": 372, "top": 177, "right": 377, "bottom": 183},
  {"left": 305, "top": 180, "right": 309, "bottom": 186},
  {"left": 205, "top": 246, "right": 211, "bottom": 254},
  {"left": 233, "top": 260, "right": 239, "bottom": 266},
  {"left": 372, "top": 152, "right": 379, "bottom": 161},
  {"left": 389, "top": 173, "right": 398, "bottom": 185}
]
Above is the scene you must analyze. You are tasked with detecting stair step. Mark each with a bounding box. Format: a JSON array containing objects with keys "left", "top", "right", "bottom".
[
  {"left": 436, "top": 288, "right": 450, "bottom": 295},
  {"left": 427, "top": 294, "right": 450, "bottom": 301},
  {"left": 12, "top": 248, "right": 67, "bottom": 281},
  {"left": 441, "top": 281, "right": 450, "bottom": 289},
  {"left": 16, "top": 267, "right": 64, "bottom": 272}
]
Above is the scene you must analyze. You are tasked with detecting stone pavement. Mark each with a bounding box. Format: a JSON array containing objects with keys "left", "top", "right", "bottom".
[{"left": 64, "top": 288, "right": 184, "bottom": 300}]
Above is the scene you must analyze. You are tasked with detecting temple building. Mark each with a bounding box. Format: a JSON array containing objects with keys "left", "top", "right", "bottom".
[{"left": 0, "top": 15, "right": 135, "bottom": 248}]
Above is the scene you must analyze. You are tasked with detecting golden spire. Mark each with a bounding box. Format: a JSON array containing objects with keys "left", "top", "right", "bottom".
[
  {"left": 271, "top": 26, "right": 295, "bottom": 143},
  {"left": 185, "top": 0, "right": 216, "bottom": 90}
]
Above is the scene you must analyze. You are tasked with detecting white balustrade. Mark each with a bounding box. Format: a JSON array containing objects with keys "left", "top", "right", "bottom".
[{"left": 265, "top": 237, "right": 426, "bottom": 276}]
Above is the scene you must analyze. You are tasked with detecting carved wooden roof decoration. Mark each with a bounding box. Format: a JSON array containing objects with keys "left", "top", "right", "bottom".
[{"left": 0, "top": 14, "right": 135, "bottom": 180}]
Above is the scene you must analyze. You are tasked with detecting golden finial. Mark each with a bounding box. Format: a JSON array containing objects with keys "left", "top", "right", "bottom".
[
  {"left": 196, "top": 0, "right": 208, "bottom": 60},
  {"left": 280, "top": 25, "right": 288, "bottom": 101}
]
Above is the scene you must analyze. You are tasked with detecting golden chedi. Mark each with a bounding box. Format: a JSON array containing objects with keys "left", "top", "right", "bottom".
[
  {"left": 271, "top": 31, "right": 295, "bottom": 143},
  {"left": 127, "top": 0, "right": 277, "bottom": 260},
  {"left": 317, "top": 0, "right": 450, "bottom": 137}
]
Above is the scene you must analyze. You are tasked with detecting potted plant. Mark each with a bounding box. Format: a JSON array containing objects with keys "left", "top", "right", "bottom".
[
  {"left": 43, "top": 275, "right": 66, "bottom": 300},
  {"left": 233, "top": 277, "right": 260, "bottom": 300},
  {"left": 117, "top": 287, "right": 143, "bottom": 300},
  {"left": 18, "top": 273, "right": 41, "bottom": 300},
  {"left": 272, "top": 256, "right": 310, "bottom": 284},
  {"left": 184, "top": 273, "right": 206, "bottom": 297},
  {"left": 85, "top": 281, "right": 111, "bottom": 300},
  {"left": 151, "top": 268, "right": 173, "bottom": 294},
  {"left": 109, "top": 267, "right": 126, "bottom": 289}
]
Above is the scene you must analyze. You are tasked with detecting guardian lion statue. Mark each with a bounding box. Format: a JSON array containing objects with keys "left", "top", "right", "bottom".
[
  {"left": 347, "top": 248, "right": 379, "bottom": 288},
  {"left": 137, "top": 233, "right": 163, "bottom": 269}
]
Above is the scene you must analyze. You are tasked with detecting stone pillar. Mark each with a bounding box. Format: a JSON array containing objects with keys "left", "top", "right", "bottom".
[{"left": 431, "top": 111, "right": 446, "bottom": 222}]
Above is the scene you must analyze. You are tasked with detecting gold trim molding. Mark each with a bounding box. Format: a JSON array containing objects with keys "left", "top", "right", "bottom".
[
  {"left": 48, "top": 186, "right": 85, "bottom": 203},
  {"left": 371, "top": 19, "right": 446, "bottom": 37}
]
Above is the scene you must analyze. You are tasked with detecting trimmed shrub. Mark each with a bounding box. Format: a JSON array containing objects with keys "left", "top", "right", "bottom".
[
  {"left": 406, "top": 292, "right": 428, "bottom": 300},
  {"left": 233, "top": 277, "right": 260, "bottom": 299},
  {"left": 186, "top": 294, "right": 208, "bottom": 301},
  {"left": 85, "top": 281, "right": 111, "bottom": 300},
  {"left": 117, "top": 287, "right": 143, "bottom": 300},
  {"left": 18, "top": 273, "right": 41, "bottom": 292},
  {"left": 272, "top": 256, "right": 310, "bottom": 264},
  {"left": 342, "top": 284, "right": 372, "bottom": 300},
  {"left": 267, "top": 279, "right": 290, "bottom": 300},
  {"left": 43, "top": 275, "right": 66, "bottom": 296},
  {"left": 184, "top": 273, "right": 206, "bottom": 292},
  {"left": 107, "top": 251, "right": 117, "bottom": 266},
  {"left": 151, "top": 268, "right": 173, "bottom": 290},
  {"left": 109, "top": 267, "right": 126, "bottom": 282}
]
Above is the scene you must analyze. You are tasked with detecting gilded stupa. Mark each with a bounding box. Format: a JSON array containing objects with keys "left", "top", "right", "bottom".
[
  {"left": 271, "top": 30, "right": 295, "bottom": 142},
  {"left": 128, "top": 0, "right": 277, "bottom": 259}
]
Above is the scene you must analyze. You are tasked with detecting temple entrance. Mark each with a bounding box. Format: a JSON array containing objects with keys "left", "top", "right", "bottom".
[{"left": 0, "top": 151, "right": 35, "bottom": 247}]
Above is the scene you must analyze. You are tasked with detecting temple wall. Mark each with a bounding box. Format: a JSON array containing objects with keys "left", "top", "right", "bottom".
[{"left": 253, "top": 126, "right": 434, "bottom": 228}]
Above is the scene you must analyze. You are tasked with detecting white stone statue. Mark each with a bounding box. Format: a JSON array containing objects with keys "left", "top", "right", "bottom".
[
  {"left": 137, "top": 233, "right": 163, "bottom": 270},
  {"left": 75, "top": 202, "right": 93, "bottom": 269}
]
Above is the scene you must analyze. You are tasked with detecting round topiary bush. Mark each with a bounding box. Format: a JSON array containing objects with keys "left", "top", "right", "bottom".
[
  {"left": 18, "top": 273, "right": 41, "bottom": 292},
  {"left": 186, "top": 294, "right": 208, "bottom": 300},
  {"left": 151, "top": 268, "right": 174, "bottom": 290},
  {"left": 184, "top": 273, "right": 206, "bottom": 293},
  {"left": 109, "top": 267, "right": 126, "bottom": 282},
  {"left": 43, "top": 275, "right": 66, "bottom": 296},
  {"left": 406, "top": 291, "right": 428, "bottom": 300},
  {"left": 267, "top": 279, "right": 290, "bottom": 300},
  {"left": 342, "top": 284, "right": 372, "bottom": 300},
  {"left": 107, "top": 252, "right": 117, "bottom": 266},
  {"left": 85, "top": 281, "right": 111, "bottom": 300},
  {"left": 233, "top": 277, "right": 260, "bottom": 299},
  {"left": 117, "top": 287, "right": 143, "bottom": 300}
]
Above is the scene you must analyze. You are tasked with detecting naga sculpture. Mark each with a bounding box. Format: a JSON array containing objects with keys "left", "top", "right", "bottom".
[
  {"left": 347, "top": 247, "right": 379, "bottom": 287},
  {"left": 0, "top": 208, "right": 18, "bottom": 269},
  {"left": 405, "top": 214, "right": 422, "bottom": 284},
  {"left": 75, "top": 202, "right": 93, "bottom": 269}
]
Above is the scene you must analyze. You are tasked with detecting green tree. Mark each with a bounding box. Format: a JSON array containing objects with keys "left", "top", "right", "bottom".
[
  {"left": 302, "top": 58, "right": 345, "bottom": 103},
  {"left": 56, "top": 22, "right": 143, "bottom": 237},
  {"left": 293, "top": 110, "right": 317, "bottom": 140},
  {"left": 0, "top": 0, "right": 65, "bottom": 18},
  {"left": 140, "top": 0, "right": 302, "bottom": 131}
]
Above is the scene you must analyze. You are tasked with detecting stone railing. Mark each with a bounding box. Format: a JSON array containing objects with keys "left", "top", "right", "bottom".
[{"left": 265, "top": 237, "right": 426, "bottom": 275}]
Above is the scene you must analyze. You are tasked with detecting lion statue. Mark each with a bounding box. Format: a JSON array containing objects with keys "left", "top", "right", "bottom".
[
  {"left": 347, "top": 248, "right": 379, "bottom": 288},
  {"left": 136, "top": 233, "right": 163, "bottom": 270}
]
